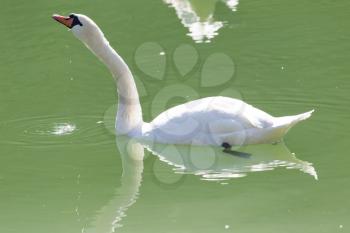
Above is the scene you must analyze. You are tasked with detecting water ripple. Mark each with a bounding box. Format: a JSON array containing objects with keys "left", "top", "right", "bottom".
[{"left": 0, "top": 115, "right": 114, "bottom": 148}]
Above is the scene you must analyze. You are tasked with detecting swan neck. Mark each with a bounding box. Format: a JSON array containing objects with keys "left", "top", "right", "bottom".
[{"left": 84, "top": 35, "right": 143, "bottom": 135}]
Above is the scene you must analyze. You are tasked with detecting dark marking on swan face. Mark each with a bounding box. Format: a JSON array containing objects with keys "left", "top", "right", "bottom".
[{"left": 69, "top": 14, "right": 83, "bottom": 28}]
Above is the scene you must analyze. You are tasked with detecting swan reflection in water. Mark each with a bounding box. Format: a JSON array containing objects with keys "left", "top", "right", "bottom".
[
  {"left": 84, "top": 137, "right": 145, "bottom": 233},
  {"left": 164, "top": 0, "right": 239, "bottom": 42},
  {"left": 85, "top": 137, "right": 317, "bottom": 232},
  {"left": 142, "top": 139, "right": 318, "bottom": 181}
]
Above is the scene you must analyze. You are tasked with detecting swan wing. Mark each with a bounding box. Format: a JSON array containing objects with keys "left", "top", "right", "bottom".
[{"left": 146, "top": 97, "right": 275, "bottom": 144}]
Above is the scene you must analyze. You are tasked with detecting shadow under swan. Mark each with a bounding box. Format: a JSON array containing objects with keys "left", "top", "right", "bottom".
[
  {"left": 142, "top": 140, "right": 318, "bottom": 181},
  {"left": 164, "top": 0, "right": 239, "bottom": 42}
]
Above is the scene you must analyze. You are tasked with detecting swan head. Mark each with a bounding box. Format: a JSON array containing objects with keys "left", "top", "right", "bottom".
[{"left": 52, "top": 13, "right": 104, "bottom": 45}]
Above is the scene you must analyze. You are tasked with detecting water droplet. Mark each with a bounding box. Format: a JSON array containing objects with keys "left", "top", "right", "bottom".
[{"left": 52, "top": 123, "right": 76, "bottom": 135}]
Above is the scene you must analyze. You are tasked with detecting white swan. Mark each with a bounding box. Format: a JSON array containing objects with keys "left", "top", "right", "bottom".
[{"left": 53, "top": 13, "right": 314, "bottom": 148}]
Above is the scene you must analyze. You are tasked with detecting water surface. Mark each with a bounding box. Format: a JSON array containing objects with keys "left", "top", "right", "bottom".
[{"left": 0, "top": 0, "right": 349, "bottom": 232}]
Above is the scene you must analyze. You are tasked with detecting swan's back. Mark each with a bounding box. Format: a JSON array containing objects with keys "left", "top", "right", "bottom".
[{"left": 145, "top": 97, "right": 276, "bottom": 145}]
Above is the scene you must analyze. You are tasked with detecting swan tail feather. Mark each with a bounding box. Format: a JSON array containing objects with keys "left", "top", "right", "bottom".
[
  {"left": 274, "top": 109, "right": 314, "bottom": 127},
  {"left": 293, "top": 109, "right": 314, "bottom": 122}
]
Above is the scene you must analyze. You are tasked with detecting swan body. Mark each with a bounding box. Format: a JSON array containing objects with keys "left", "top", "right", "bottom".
[
  {"left": 143, "top": 97, "right": 313, "bottom": 146},
  {"left": 53, "top": 13, "right": 314, "bottom": 147}
]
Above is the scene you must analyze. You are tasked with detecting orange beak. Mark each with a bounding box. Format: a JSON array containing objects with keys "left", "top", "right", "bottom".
[{"left": 52, "top": 14, "right": 74, "bottom": 28}]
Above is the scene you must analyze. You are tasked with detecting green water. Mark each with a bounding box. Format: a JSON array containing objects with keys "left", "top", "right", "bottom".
[{"left": 1, "top": 0, "right": 349, "bottom": 232}]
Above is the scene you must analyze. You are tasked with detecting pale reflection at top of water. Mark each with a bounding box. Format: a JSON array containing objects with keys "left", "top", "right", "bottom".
[{"left": 164, "top": 0, "right": 239, "bottom": 42}]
